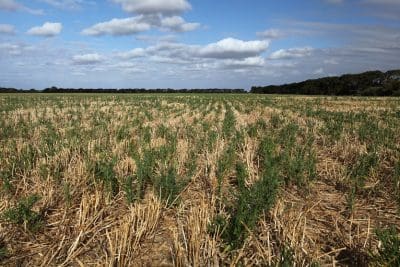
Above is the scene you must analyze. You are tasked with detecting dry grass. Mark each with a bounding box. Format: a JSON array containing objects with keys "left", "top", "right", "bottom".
[{"left": 0, "top": 94, "right": 399, "bottom": 266}]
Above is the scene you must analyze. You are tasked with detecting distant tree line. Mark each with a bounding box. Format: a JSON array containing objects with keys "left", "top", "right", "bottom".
[
  {"left": 2, "top": 69, "right": 400, "bottom": 96},
  {"left": 251, "top": 70, "right": 400, "bottom": 96},
  {"left": 0, "top": 87, "right": 246, "bottom": 94}
]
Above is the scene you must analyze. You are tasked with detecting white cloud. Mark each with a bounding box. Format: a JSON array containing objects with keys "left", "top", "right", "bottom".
[
  {"left": 198, "top": 38, "right": 269, "bottom": 59},
  {"left": 313, "top": 67, "right": 324, "bottom": 75},
  {"left": 257, "top": 29, "right": 284, "bottom": 39},
  {"left": 117, "top": 48, "right": 146, "bottom": 59},
  {"left": 0, "top": 24, "right": 15, "bottom": 34},
  {"left": 27, "top": 22, "right": 62, "bottom": 37},
  {"left": 83, "top": 15, "right": 199, "bottom": 36},
  {"left": 137, "top": 38, "right": 269, "bottom": 63},
  {"left": 0, "top": 42, "right": 35, "bottom": 56},
  {"left": 0, "top": 0, "right": 19, "bottom": 10},
  {"left": 83, "top": 0, "right": 199, "bottom": 36},
  {"left": 223, "top": 57, "right": 266, "bottom": 68},
  {"left": 113, "top": 37, "right": 269, "bottom": 72},
  {"left": 0, "top": 43, "right": 22, "bottom": 55},
  {"left": 324, "top": 58, "right": 339, "bottom": 65},
  {"left": 270, "top": 47, "right": 314, "bottom": 59},
  {"left": 38, "top": 0, "right": 85, "bottom": 10},
  {"left": 135, "top": 34, "right": 177, "bottom": 43},
  {"left": 72, "top": 53, "right": 104, "bottom": 64},
  {"left": 81, "top": 17, "right": 151, "bottom": 36},
  {"left": 0, "top": 0, "right": 43, "bottom": 14},
  {"left": 160, "top": 16, "right": 199, "bottom": 32},
  {"left": 112, "top": 0, "right": 191, "bottom": 15}
]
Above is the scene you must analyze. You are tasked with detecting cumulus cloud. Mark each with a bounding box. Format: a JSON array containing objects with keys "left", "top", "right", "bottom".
[
  {"left": 269, "top": 47, "right": 314, "bottom": 59},
  {"left": 117, "top": 48, "right": 146, "bottom": 59},
  {"left": 72, "top": 53, "right": 104, "bottom": 64},
  {"left": 82, "top": 17, "right": 151, "bottom": 36},
  {"left": 27, "top": 22, "right": 62, "bottom": 37},
  {"left": 113, "top": 37, "right": 269, "bottom": 72},
  {"left": 198, "top": 38, "right": 269, "bottom": 59},
  {"left": 160, "top": 16, "right": 199, "bottom": 32},
  {"left": 0, "top": 0, "right": 43, "bottom": 14},
  {"left": 0, "top": 24, "right": 15, "bottom": 34},
  {"left": 82, "top": 14, "right": 199, "bottom": 36},
  {"left": 112, "top": 0, "right": 191, "bottom": 15},
  {"left": 257, "top": 29, "right": 284, "bottom": 39},
  {"left": 223, "top": 57, "right": 266, "bottom": 68},
  {"left": 135, "top": 34, "right": 177, "bottom": 43},
  {"left": 38, "top": 0, "right": 86, "bottom": 10},
  {"left": 136, "top": 38, "right": 269, "bottom": 63},
  {"left": 83, "top": 0, "right": 199, "bottom": 36}
]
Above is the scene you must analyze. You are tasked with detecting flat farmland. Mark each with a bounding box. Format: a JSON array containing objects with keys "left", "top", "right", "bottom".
[{"left": 0, "top": 94, "right": 399, "bottom": 266}]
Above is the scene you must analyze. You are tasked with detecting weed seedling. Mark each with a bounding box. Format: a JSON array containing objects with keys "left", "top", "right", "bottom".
[
  {"left": 373, "top": 226, "right": 400, "bottom": 266},
  {"left": 3, "top": 194, "right": 43, "bottom": 232}
]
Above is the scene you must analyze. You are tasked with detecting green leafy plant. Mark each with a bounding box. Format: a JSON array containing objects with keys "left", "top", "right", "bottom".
[
  {"left": 222, "top": 106, "right": 236, "bottom": 138},
  {"left": 216, "top": 143, "right": 236, "bottom": 195},
  {"left": 278, "top": 246, "right": 295, "bottom": 267},
  {"left": 373, "top": 226, "right": 400, "bottom": 266},
  {"left": 155, "top": 166, "right": 181, "bottom": 206},
  {"left": 122, "top": 175, "right": 134, "bottom": 204},
  {"left": 93, "top": 159, "right": 119, "bottom": 196},
  {"left": 135, "top": 149, "right": 156, "bottom": 199},
  {"left": 220, "top": 137, "right": 280, "bottom": 249},
  {"left": 3, "top": 194, "right": 43, "bottom": 232},
  {"left": 0, "top": 170, "right": 13, "bottom": 194}
]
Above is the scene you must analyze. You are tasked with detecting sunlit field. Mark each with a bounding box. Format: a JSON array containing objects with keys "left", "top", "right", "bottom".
[{"left": 0, "top": 94, "right": 399, "bottom": 266}]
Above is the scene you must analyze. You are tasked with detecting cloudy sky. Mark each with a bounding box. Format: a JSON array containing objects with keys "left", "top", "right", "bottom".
[{"left": 0, "top": 0, "right": 399, "bottom": 89}]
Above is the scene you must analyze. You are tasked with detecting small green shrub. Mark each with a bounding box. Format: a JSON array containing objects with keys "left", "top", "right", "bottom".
[
  {"left": 2, "top": 194, "right": 43, "bottom": 232},
  {"left": 208, "top": 214, "right": 227, "bottom": 237},
  {"left": 270, "top": 114, "right": 282, "bottom": 128},
  {"left": 322, "top": 113, "right": 344, "bottom": 142},
  {"left": 135, "top": 149, "right": 156, "bottom": 199},
  {"left": 222, "top": 107, "right": 236, "bottom": 137},
  {"left": 93, "top": 160, "right": 119, "bottom": 196},
  {"left": 116, "top": 125, "right": 130, "bottom": 142},
  {"left": 155, "top": 166, "right": 181, "bottom": 206},
  {"left": 373, "top": 226, "right": 400, "bottom": 266},
  {"left": 278, "top": 246, "right": 295, "bottom": 267},
  {"left": 223, "top": 168, "right": 279, "bottom": 249},
  {"left": 216, "top": 143, "right": 236, "bottom": 194},
  {"left": 0, "top": 170, "right": 13, "bottom": 194},
  {"left": 220, "top": 137, "right": 280, "bottom": 249},
  {"left": 347, "top": 152, "right": 379, "bottom": 210},
  {"left": 235, "top": 161, "right": 248, "bottom": 193}
]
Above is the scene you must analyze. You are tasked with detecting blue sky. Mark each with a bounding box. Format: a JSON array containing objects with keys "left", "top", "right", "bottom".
[{"left": 0, "top": 0, "right": 399, "bottom": 89}]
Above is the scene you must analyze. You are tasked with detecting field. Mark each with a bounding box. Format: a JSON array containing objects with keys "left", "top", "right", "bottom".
[{"left": 0, "top": 94, "right": 399, "bottom": 266}]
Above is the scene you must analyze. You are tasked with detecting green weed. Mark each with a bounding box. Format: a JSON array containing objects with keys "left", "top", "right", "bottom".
[
  {"left": 373, "top": 226, "right": 400, "bottom": 266},
  {"left": 2, "top": 194, "right": 43, "bottom": 232}
]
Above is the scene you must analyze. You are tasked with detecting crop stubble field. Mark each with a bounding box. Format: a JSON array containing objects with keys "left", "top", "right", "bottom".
[{"left": 0, "top": 94, "right": 399, "bottom": 266}]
